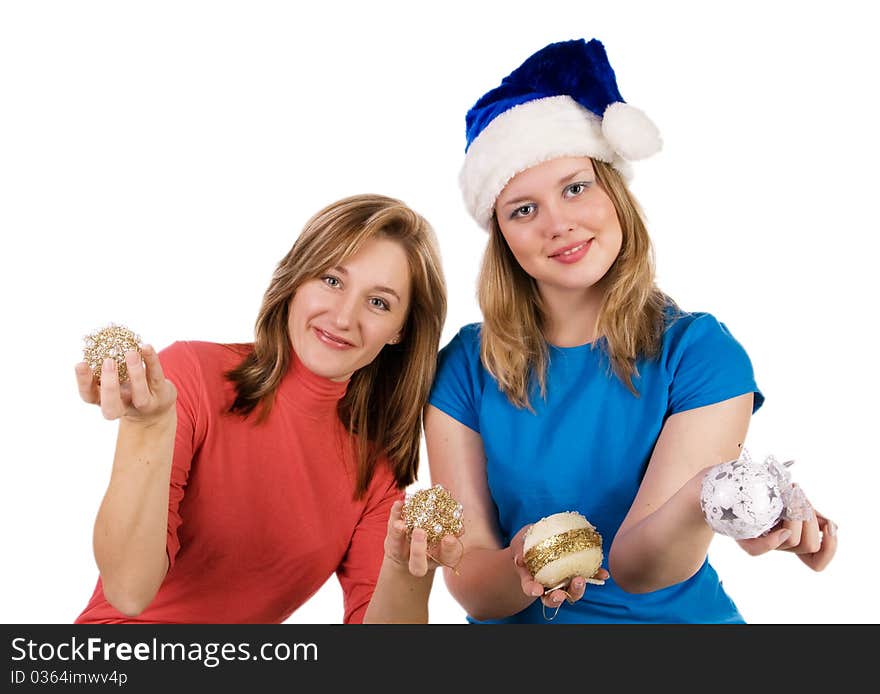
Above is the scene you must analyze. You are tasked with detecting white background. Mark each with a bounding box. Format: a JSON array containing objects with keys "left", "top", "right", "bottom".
[{"left": 2, "top": 0, "right": 877, "bottom": 624}]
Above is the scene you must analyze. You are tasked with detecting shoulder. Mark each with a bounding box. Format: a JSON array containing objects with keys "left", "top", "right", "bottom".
[
  {"left": 430, "top": 323, "right": 487, "bottom": 429},
  {"left": 366, "top": 457, "right": 407, "bottom": 504},
  {"left": 436, "top": 323, "right": 483, "bottom": 373},
  {"left": 159, "top": 340, "right": 250, "bottom": 368},
  {"left": 450, "top": 322, "right": 482, "bottom": 348},
  {"left": 439, "top": 322, "right": 482, "bottom": 357},
  {"left": 661, "top": 309, "right": 763, "bottom": 413},
  {"left": 157, "top": 340, "right": 252, "bottom": 392},
  {"left": 661, "top": 310, "right": 746, "bottom": 356}
]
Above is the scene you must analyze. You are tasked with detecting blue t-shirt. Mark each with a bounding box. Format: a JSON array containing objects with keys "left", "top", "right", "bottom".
[{"left": 428, "top": 311, "right": 763, "bottom": 624}]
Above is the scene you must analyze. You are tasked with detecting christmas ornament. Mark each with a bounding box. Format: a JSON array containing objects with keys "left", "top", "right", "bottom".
[
  {"left": 523, "top": 511, "right": 604, "bottom": 590},
  {"left": 82, "top": 323, "right": 143, "bottom": 384},
  {"left": 700, "top": 448, "right": 813, "bottom": 540},
  {"left": 402, "top": 484, "right": 464, "bottom": 545}
]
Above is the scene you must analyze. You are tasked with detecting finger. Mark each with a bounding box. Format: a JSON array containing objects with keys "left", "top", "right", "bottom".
[
  {"left": 383, "top": 501, "right": 408, "bottom": 559},
  {"left": 408, "top": 528, "right": 429, "bottom": 577},
  {"left": 512, "top": 552, "right": 545, "bottom": 597},
  {"left": 799, "top": 513, "right": 838, "bottom": 572},
  {"left": 566, "top": 577, "right": 586, "bottom": 604},
  {"left": 141, "top": 345, "right": 167, "bottom": 390},
  {"left": 777, "top": 519, "right": 803, "bottom": 551},
  {"left": 125, "top": 349, "right": 152, "bottom": 410},
  {"left": 438, "top": 534, "right": 462, "bottom": 568},
  {"left": 387, "top": 500, "right": 404, "bottom": 529},
  {"left": 384, "top": 521, "right": 409, "bottom": 565},
  {"left": 542, "top": 587, "right": 568, "bottom": 608},
  {"left": 99, "top": 358, "right": 125, "bottom": 419},
  {"left": 791, "top": 512, "right": 821, "bottom": 555},
  {"left": 75, "top": 362, "right": 100, "bottom": 404},
  {"left": 594, "top": 568, "right": 610, "bottom": 581},
  {"left": 521, "top": 576, "right": 546, "bottom": 598},
  {"left": 737, "top": 526, "right": 792, "bottom": 556}
]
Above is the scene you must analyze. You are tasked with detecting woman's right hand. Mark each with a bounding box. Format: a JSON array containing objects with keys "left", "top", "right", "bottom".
[
  {"left": 75, "top": 345, "right": 177, "bottom": 424},
  {"left": 510, "top": 524, "right": 610, "bottom": 609},
  {"left": 383, "top": 500, "right": 463, "bottom": 578}
]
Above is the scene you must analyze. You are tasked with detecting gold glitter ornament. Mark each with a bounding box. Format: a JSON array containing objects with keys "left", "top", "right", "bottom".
[
  {"left": 402, "top": 484, "right": 464, "bottom": 545},
  {"left": 523, "top": 511, "right": 603, "bottom": 589},
  {"left": 82, "top": 323, "right": 143, "bottom": 384}
]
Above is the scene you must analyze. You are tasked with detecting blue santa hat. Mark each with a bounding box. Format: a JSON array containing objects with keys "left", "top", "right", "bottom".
[{"left": 460, "top": 38, "right": 662, "bottom": 229}]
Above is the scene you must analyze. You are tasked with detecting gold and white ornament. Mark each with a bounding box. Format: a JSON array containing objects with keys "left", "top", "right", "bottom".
[
  {"left": 402, "top": 484, "right": 464, "bottom": 545},
  {"left": 82, "top": 323, "right": 143, "bottom": 384},
  {"left": 523, "top": 511, "right": 604, "bottom": 590}
]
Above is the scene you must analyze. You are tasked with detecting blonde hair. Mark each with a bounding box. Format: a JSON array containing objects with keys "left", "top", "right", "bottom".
[
  {"left": 226, "top": 194, "right": 447, "bottom": 497},
  {"left": 478, "top": 159, "right": 674, "bottom": 408}
]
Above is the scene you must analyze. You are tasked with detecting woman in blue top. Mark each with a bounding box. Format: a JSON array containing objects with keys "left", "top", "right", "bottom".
[{"left": 426, "top": 38, "right": 837, "bottom": 623}]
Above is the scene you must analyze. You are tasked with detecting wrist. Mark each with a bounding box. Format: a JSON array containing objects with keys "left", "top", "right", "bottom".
[
  {"left": 120, "top": 403, "right": 177, "bottom": 429},
  {"left": 383, "top": 553, "right": 436, "bottom": 580},
  {"left": 120, "top": 408, "right": 177, "bottom": 434},
  {"left": 688, "top": 467, "right": 715, "bottom": 530}
]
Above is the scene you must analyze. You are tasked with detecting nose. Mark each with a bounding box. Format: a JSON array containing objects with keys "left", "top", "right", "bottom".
[
  {"left": 331, "top": 291, "right": 359, "bottom": 331},
  {"left": 542, "top": 200, "right": 574, "bottom": 239}
]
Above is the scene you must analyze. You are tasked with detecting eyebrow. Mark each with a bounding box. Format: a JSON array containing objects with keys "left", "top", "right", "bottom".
[
  {"left": 330, "top": 265, "right": 401, "bottom": 302},
  {"left": 500, "top": 169, "right": 594, "bottom": 208}
]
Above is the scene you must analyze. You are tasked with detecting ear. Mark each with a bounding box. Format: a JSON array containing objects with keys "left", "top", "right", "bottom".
[{"left": 387, "top": 333, "right": 401, "bottom": 345}]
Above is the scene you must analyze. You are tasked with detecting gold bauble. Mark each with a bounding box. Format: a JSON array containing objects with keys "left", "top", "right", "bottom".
[
  {"left": 523, "top": 511, "right": 603, "bottom": 589},
  {"left": 82, "top": 323, "right": 142, "bottom": 384},
  {"left": 402, "top": 484, "right": 464, "bottom": 545}
]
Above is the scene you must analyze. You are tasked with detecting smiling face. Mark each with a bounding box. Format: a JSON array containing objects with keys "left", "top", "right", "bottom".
[
  {"left": 287, "top": 236, "right": 411, "bottom": 382},
  {"left": 495, "top": 156, "right": 623, "bottom": 299}
]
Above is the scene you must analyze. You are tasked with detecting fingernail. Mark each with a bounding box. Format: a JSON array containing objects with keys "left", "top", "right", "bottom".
[
  {"left": 531, "top": 587, "right": 543, "bottom": 597},
  {"left": 103, "top": 358, "right": 115, "bottom": 371},
  {"left": 828, "top": 522, "right": 837, "bottom": 537},
  {"left": 571, "top": 578, "right": 584, "bottom": 590},
  {"left": 778, "top": 530, "right": 792, "bottom": 543}
]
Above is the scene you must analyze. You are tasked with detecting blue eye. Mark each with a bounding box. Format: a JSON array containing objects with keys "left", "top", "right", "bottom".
[
  {"left": 510, "top": 203, "right": 535, "bottom": 220},
  {"left": 565, "top": 181, "right": 591, "bottom": 197}
]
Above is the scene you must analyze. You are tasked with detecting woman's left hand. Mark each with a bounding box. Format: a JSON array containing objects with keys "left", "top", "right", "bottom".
[
  {"left": 736, "top": 509, "right": 837, "bottom": 571},
  {"left": 383, "top": 500, "right": 463, "bottom": 577}
]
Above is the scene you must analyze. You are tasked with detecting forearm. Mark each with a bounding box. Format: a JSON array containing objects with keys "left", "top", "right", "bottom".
[
  {"left": 93, "top": 412, "right": 176, "bottom": 615},
  {"left": 363, "top": 558, "right": 435, "bottom": 623},
  {"left": 609, "top": 472, "right": 713, "bottom": 593},
  {"left": 445, "top": 545, "right": 534, "bottom": 621}
]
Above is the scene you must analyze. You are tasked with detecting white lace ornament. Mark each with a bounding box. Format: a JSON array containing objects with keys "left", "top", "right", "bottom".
[{"left": 700, "top": 448, "right": 813, "bottom": 540}]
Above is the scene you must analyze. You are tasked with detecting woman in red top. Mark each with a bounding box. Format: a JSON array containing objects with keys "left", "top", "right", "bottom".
[{"left": 73, "top": 194, "right": 456, "bottom": 623}]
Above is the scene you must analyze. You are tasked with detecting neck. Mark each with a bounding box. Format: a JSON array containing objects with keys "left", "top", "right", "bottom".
[
  {"left": 540, "top": 283, "right": 607, "bottom": 347},
  {"left": 276, "top": 350, "right": 350, "bottom": 417}
]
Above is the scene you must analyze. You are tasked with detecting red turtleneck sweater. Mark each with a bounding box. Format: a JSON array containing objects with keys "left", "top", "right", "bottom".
[{"left": 75, "top": 341, "right": 403, "bottom": 624}]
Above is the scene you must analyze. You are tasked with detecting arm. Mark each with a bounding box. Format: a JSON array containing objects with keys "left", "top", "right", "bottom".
[
  {"left": 423, "top": 405, "right": 541, "bottom": 621},
  {"left": 76, "top": 347, "right": 177, "bottom": 616},
  {"left": 608, "top": 393, "right": 753, "bottom": 593},
  {"left": 362, "top": 500, "right": 461, "bottom": 623}
]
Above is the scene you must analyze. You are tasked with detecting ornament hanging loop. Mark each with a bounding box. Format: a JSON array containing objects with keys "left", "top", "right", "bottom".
[{"left": 541, "top": 586, "right": 574, "bottom": 622}]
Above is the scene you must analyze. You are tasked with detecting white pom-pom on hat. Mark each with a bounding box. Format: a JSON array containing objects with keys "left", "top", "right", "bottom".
[{"left": 601, "top": 102, "right": 662, "bottom": 161}]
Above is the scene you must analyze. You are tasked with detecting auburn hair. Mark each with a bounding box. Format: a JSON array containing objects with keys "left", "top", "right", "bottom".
[{"left": 226, "top": 194, "right": 447, "bottom": 497}]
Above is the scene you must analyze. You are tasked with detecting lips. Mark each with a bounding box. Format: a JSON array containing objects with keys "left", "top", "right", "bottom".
[
  {"left": 312, "top": 327, "right": 355, "bottom": 348},
  {"left": 549, "top": 239, "right": 592, "bottom": 258}
]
